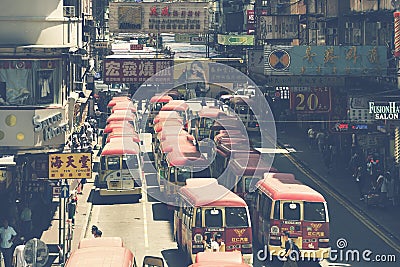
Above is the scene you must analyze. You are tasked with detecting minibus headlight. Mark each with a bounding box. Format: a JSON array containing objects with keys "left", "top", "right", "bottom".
[
  {"left": 319, "top": 238, "right": 329, "bottom": 243},
  {"left": 194, "top": 234, "right": 203, "bottom": 243},
  {"left": 241, "top": 244, "right": 252, "bottom": 249}
]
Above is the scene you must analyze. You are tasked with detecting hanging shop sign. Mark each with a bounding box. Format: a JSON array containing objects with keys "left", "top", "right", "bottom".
[
  {"left": 109, "top": 2, "right": 208, "bottom": 34},
  {"left": 264, "top": 45, "right": 388, "bottom": 76},
  {"left": 290, "top": 87, "right": 331, "bottom": 113},
  {"left": 49, "top": 152, "right": 92, "bottom": 179},
  {"left": 103, "top": 59, "right": 173, "bottom": 83},
  {"left": 247, "top": 10, "right": 255, "bottom": 35}
]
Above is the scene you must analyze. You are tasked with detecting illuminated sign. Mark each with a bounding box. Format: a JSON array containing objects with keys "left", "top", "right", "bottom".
[
  {"left": 49, "top": 153, "right": 92, "bottom": 179},
  {"left": 110, "top": 2, "right": 208, "bottom": 34},
  {"left": 247, "top": 10, "right": 255, "bottom": 34},
  {"left": 103, "top": 59, "right": 173, "bottom": 83},
  {"left": 369, "top": 101, "right": 400, "bottom": 120}
]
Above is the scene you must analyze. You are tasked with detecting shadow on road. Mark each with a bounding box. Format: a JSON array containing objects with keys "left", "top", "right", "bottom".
[
  {"left": 161, "top": 248, "right": 187, "bottom": 267},
  {"left": 147, "top": 187, "right": 164, "bottom": 203},
  {"left": 152, "top": 203, "right": 173, "bottom": 221},
  {"left": 89, "top": 189, "right": 141, "bottom": 205},
  {"left": 146, "top": 173, "right": 159, "bottom": 187}
]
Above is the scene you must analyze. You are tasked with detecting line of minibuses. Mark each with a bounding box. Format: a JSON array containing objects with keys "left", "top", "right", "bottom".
[{"left": 146, "top": 94, "right": 331, "bottom": 265}]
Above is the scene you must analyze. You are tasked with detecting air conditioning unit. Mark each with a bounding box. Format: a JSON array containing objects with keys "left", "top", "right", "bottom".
[{"left": 63, "top": 6, "right": 76, "bottom": 18}]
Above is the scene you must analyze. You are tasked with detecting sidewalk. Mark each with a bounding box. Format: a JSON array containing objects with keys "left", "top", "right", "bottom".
[
  {"left": 40, "top": 147, "right": 99, "bottom": 266},
  {"left": 276, "top": 124, "right": 400, "bottom": 243}
]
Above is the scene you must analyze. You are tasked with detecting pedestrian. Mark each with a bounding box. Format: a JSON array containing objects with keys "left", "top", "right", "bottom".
[
  {"left": 91, "top": 225, "right": 98, "bottom": 238},
  {"left": 12, "top": 237, "right": 27, "bottom": 267},
  {"left": 322, "top": 145, "right": 332, "bottom": 171},
  {"left": 0, "top": 219, "right": 18, "bottom": 267},
  {"left": 77, "top": 178, "right": 87, "bottom": 195},
  {"left": 19, "top": 203, "right": 32, "bottom": 240},
  {"left": 94, "top": 229, "right": 102, "bottom": 238},
  {"left": 282, "top": 231, "right": 299, "bottom": 267},
  {"left": 67, "top": 195, "right": 77, "bottom": 226},
  {"left": 315, "top": 130, "right": 326, "bottom": 153},
  {"left": 355, "top": 166, "right": 367, "bottom": 201},
  {"left": 307, "top": 126, "right": 315, "bottom": 149}
]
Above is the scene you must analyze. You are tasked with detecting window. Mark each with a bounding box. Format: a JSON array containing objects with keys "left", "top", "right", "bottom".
[
  {"left": 273, "top": 200, "right": 280, "bottom": 220},
  {"left": 177, "top": 168, "right": 191, "bottom": 182},
  {"left": 107, "top": 156, "right": 120, "bottom": 170},
  {"left": 123, "top": 155, "right": 139, "bottom": 169},
  {"left": 205, "top": 208, "right": 223, "bottom": 227},
  {"left": 37, "top": 70, "right": 54, "bottom": 104},
  {"left": 226, "top": 207, "right": 249, "bottom": 227},
  {"left": 193, "top": 167, "right": 211, "bottom": 178},
  {"left": 304, "top": 202, "right": 326, "bottom": 222},
  {"left": 100, "top": 156, "right": 106, "bottom": 171},
  {"left": 283, "top": 202, "right": 300, "bottom": 221},
  {"left": 260, "top": 195, "right": 272, "bottom": 220},
  {"left": 195, "top": 208, "right": 202, "bottom": 227}
]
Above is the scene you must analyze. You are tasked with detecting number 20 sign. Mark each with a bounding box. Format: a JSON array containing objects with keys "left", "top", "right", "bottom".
[{"left": 290, "top": 87, "right": 331, "bottom": 113}]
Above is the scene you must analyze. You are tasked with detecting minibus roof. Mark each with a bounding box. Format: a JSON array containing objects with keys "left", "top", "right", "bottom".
[
  {"left": 161, "top": 100, "right": 189, "bottom": 111},
  {"left": 65, "top": 246, "right": 133, "bottom": 267},
  {"left": 257, "top": 173, "right": 326, "bottom": 202},
  {"left": 101, "top": 138, "right": 140, "bottom": 155},
  {"left": 107, "top": 98, "right": 131, "bottom": 107},
  {"left": 180, "top": 181, "right": 247, "bottom": 207},
  {"left": 195, "top": 251, "right": 243, "bottom": 264},
  {"left": 104, "top": 121, "right": 135, "bottom": 133},
  {"left": 150, "top": 94, "right": 173, "bottom": 103},
  {"left": 78, "top": 237, "right": 124, "bottom": 248},
  {"left": 197, "top": 107, "right": 225, "bottom": 118},
  {"left": 230, "top": 157, "right": 278, "bottom": 176}
]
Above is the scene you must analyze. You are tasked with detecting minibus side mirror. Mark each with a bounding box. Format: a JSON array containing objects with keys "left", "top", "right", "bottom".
[{"left": 142, "top": 256, "right": 165, "bottom": 267}]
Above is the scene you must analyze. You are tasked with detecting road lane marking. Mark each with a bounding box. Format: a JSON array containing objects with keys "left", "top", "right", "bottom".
[
  {"left": 142, "top": 174, "right": 149, "bottom": 248},
  {"left": 283, "top": 151, "right": 400, "bottom": 254}
]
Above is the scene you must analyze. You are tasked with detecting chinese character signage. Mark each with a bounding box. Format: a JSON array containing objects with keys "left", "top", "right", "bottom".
[
  {"left": 103, "top": 59, "right": 173, "bottom": 83},
  {"left": 109, "top": 2, "right": 208, "bottom": 34},
  {"left": 290, "top": 87, "right": 331, "bottom": 113},
  {"left": 49, "top": 153, "right": 92, "bottom": 179},
  {"left": 264, "top": 45, "right": 388, "bottom": 76},
  {"left": 209, "top": 64, "right": 247, "bottom": 83},
  {"left": 258, "top": 15, "right": 299, "bottom": 40}
]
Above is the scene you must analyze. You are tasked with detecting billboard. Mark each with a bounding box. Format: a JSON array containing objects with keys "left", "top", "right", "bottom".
[
  {"left": 258, "top": 15, "right": 299, "bottom": 40},
  {"left": 109, "top": 2, "right": 208, "bottom": 34},
  {"left": 103, "top": 59, "right": 173, "bottom": 83},
  {"left": 264, "top": 45, "right": 388, "bottom": 76}
]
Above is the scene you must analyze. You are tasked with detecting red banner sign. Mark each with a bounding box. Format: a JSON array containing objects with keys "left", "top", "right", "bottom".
[
  {"left": 290, "top": 87, "right": 331, "bottom": 113},
  {"left": 130, "top": 44, "right": 144, "bottom": 50},
  {"left": 247, "top": 10, "right": 255, "bottom": 35},
  {"left": 103, "top": 59, "right": 173, "bottom": 83}
]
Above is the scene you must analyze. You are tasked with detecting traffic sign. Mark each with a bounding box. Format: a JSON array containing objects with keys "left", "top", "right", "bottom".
[
  {"left": 60, "top": 185, "right": 69, "bottom": 199},
  {"left": 52, "top": 186, "right": 61, "bottom": 197},
  {"left": 24, "top": 238, "right": 49, "bottom": 267}
]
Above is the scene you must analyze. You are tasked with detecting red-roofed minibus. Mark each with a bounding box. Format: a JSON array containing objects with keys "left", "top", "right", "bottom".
[
  {"left": 107, "top": 110, "right": 138, "bottom": 132},
  {"left": 160, "top": 100, "right": 190, "bottom": 125},
  {"left": 102, "top": 121, "right": 136, "bottom": 148},
  {"left": 174, "top": 178, "right": 253, "bottom": 265},
  {"left": 189, "top": 251, "right": 251, "bottom": 267},
  {"left": 195, "top": 107, "right": 226, "bottom": 141},
  {"left": 97, "top": 137, "right": 143, "bottom": 198},
  {"left": 107, "top": 97, "right": 132, "bottom": 115},
  {"left": 225, "top": 155, "right": 278, "bottom": 205},
  {"left": 65, "top": 237, "right": 138, "bottom": 267},
  {"left": 162, "top": 148, "right": 211, "bottom": 203},
  {"left": 147, "top": 94, "right": 173, "bottom": 131},
  {"left": 252, "top": 172, "right": 330, "bottom": 259}
]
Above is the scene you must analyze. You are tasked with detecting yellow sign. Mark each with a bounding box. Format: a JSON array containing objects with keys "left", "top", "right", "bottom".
[
  {"left": 49, "top": 153, "right": 92, "bottom": 179},
  {"left": 217, "top": 34, "right": 254, "bottom": 46}
]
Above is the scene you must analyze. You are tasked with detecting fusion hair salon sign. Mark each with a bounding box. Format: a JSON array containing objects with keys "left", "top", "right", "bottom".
[{"left": 369, "top": 101, "right": 400, "bottom": 120}]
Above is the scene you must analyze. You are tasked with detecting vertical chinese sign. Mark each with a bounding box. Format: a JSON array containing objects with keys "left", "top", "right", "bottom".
[
  {"left": 394, "top": 12, "right": 400, "bottom": 57},
  {"left": 247, "top": 10, "right": 255, "bottom": 35},
  {"left": 49, "top": 153, "right": 92, "bottom": 179}
]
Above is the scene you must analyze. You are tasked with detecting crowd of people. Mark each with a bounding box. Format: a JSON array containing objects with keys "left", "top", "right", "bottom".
[
  {"left": 307, "top": 126, "right": 399, "bottom": 207},
  {"left": 71, "top": 117, "right": 98, "bottom": 153}
]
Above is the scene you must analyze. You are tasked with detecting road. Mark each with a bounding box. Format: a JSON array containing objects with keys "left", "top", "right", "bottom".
[{"left": 84, "top": 143, "right": 398, "bottom": 267}]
